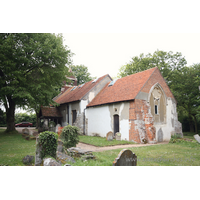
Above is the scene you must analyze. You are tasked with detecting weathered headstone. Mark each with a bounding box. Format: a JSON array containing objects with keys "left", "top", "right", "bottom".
[
  {"left": 157, "top": 128, "right": 163, "bottom": 142},
  {"left": 67, "top": 147, "right": 93, "bottom": 157},
  {"left": 35, "top": 137, "right": 43, "bottom": 166},
  {"left": 115, "top": 132, "right": 121, "bottom": 141},
  {"left": 106, "top": 131, "right": 114, "bottom": 141},
  {"left": 43, "top": 158, "right": 61, "bottom": 166},
  {"left": 113, "top": 149, "right": 137, "bottom": 166},
  {"left": 56, "top": 151, "right": 76, "bottom": 164},
  {"left": 194, "top": 134, "right": 200, "bottom": 144}
]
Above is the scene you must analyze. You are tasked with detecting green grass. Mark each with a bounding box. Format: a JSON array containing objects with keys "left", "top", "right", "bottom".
[
  {"left": 79, "top": 135, "right": 136, "bottom": 147},
  {"left": 1, "top": 129, "right": 200, "bottom": 166},
  {"left": 71, "top": 140, "right": 200, "bottom": 166},
  {"left": 0, "top": 129, "right": 36, "bottom": 166}
]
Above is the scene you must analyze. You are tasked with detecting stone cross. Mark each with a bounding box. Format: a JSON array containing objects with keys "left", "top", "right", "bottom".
[{"left": 113, "top": 149, "right": 137, "bottom": 166}]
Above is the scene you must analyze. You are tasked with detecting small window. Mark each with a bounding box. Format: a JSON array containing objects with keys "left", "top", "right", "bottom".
[
  {"left": 71, "top": 86, "right": 77, "bottom": 91},
  {"left": 108, "top": 79, "right": 118, "bottom": 87},
  {"left": 155, "top": 105, "right": 158, "bottom": 115}
]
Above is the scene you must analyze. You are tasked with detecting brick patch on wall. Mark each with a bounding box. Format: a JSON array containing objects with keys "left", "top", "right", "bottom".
[{"left": 129, "top": 99, "right": 156, "bottom": 143}]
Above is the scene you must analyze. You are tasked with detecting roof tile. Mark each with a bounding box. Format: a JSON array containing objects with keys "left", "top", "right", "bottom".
[
  {"left": 54, "top": 74, "right": 110, "bottom": 104},
  {"left": 87, "top": 67, "right": 157, "bottom": 107}
]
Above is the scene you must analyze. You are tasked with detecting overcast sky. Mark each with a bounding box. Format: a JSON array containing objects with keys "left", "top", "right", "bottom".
[{"left": 62, "top": 33, "right": 200, "bottom": 78}]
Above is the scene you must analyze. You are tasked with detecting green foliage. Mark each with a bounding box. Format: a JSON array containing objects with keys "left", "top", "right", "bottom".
[
  {"left": 118, "top": 50, "right": 186, "bottom": 86},
  {"left": 0, "top": 33, "right": 72, "bottom": 131},
  {"left": 49, "top": 121, "right": 56, "bottom": 128},
  {"left": 71, "top": 65, "right": 95, "bottom": 85},
  {"left": 15, "top": 112, "right": 36, "bottom": 126},
  {"left": 60, "top": 125, "right": 80, "bottom": 149},
  {"left": 38, "top": 131, "right": 58, "bottom": 159}
]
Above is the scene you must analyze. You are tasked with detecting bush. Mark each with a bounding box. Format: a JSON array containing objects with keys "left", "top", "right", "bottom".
[
  {"left": 60, "top": 125, "right": 80, "bottom": 149},
  {"left": 39, "top": 131, "right": 58, "bottom": 159}
]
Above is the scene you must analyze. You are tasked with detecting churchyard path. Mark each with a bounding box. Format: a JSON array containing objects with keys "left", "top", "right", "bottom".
[{"left": 76, "top": 141, "right": 168, "bottom": 152}]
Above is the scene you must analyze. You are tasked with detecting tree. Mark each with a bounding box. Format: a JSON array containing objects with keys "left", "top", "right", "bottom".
[
  {"left": 0, "top": 108, "right": 6, "bottom": 127},
  {"left": 0, "top": 33, "right": 72, "bottom": 132},
  {"left": 172, "top": 64, "right": 200, "bottom": 133},
  {"left": 118, "top": 50, "right": 187, "bottom": 87},
  {"left": 70, "top": 65, "right": 94, "bottom": 85}
]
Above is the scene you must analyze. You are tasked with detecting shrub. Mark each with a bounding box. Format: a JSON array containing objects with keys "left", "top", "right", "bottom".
[
  {"left": 60, "top": 125, "right": 80, "bottom": 149},
  {"left": 39, "top": 131, "right": 58, "bottom": 159}
]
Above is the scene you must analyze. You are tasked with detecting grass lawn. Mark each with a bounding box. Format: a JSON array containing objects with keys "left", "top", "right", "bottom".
[
  {"left": 71, "top": 139, "right": 200, "bottom": 166},
  {"left": 79, "top": 135, "right": 136, "bottom": 147},
  {"left": 1, "top": 129, "right": 200, "bottom": 166},
  {"left": 0, "top": 129, "right": 36, "bottom": 166}
]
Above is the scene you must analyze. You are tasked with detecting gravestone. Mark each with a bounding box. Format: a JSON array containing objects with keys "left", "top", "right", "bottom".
[
  {"left": 157, "top": 128, "right": 163, "bottom": 142},
  {"left": 113, "top": 149, "right": 137, "bottom": 166},
  {"left": 56, "top": 151, "right": 76, "bottom": 164},
  {"left": 56, "top": 124, "right": 61, "bottom": 133},
  {"left": 106, "top": 131, "right": 113, "bottom": 141},
  {"left": 194, "top": 134, "right": 200, "bottom": 143},
  {"left": 67, "top": 147, "right": 93, "bottom": 157},
  {"left": 115, "top": 132, "right": 121, "bottom": 141},
  {"left": 35, "top": 137, "right": 43, "bottom": 166}
]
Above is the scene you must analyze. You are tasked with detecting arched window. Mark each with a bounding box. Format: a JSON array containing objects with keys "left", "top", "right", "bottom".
[{"left": 149, "top": 84, "right": 166, "bottom": 124}]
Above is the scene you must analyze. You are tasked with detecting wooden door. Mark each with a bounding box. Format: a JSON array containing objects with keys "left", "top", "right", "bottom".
[{"left": 114, "top": 115, "right": 119, "bottom": 136}]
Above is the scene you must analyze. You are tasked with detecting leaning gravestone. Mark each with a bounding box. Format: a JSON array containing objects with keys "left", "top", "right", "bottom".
[
  {"left": 115, "top": 132, "right": 121, "bottom": 141},
  {"left": 106, "top": 131, "right": 114, "bottom": 141},
  {"left": 113, "top": 149, "right": 137, "bottom": 166},
  {"left": 194, "top": 134, "right": 200, "bottom": 144}
]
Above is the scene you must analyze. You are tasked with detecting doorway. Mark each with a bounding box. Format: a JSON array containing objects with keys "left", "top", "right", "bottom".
[{"left": 114, "top": 115, "right": 119, "bottom": 136}]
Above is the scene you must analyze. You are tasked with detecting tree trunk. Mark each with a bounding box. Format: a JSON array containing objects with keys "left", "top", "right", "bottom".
[
  {"left": 193, "top": 115, "right": 198, "bottom": 134},
  {"left": 6, "top": 98, "right": 16, "bottom": 132},
  {"left": 188, "top": 115, "right": 194, "bottom": 133}
]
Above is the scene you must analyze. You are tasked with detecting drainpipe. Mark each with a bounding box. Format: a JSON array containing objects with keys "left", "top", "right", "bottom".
[{"left": 83, "top": 108, "right": 86, "bottom": 135}]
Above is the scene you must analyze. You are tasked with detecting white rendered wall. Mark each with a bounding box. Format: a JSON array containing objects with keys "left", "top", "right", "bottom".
[
  {"left": 154, "top": 98, "right": 177, "bottom": 142},
  {"left": 86, "top": 106, "right": 112, "bottom": 137},
  {"left": 86, "top": 102, "right": 129, "bottom": 140}
]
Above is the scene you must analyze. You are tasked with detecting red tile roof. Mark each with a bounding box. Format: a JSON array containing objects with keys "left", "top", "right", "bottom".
[
  {"left": 54, "top": 74, "right": 111, "bottom": 105},
  {"left": 87, "top": 67, "right": 157, "bottom": 107},
  {"left": 40, "top": 106, "right": 62, "bottom": 118}
]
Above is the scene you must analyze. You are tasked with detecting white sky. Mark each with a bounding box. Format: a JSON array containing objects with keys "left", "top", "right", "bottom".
[{"left": 62, "top": 33, "right": 200, "bottom": 78}]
